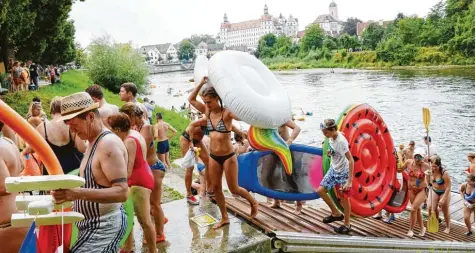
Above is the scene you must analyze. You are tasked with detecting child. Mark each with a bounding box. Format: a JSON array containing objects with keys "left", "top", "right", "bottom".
[{"left": 317, "top": 119, "right": 354, "bottom": 234}]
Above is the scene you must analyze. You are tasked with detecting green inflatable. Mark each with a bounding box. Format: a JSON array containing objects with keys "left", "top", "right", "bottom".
[{"left": 67, "top": 169, "right": 134, "bottom": 248}]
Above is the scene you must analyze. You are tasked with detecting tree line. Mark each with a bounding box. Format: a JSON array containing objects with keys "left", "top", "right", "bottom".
[
  {"left": 257, "top": 0, "right": 474, "bottom": 66},
  {"left": 0, "top": 0, "right": 80, "bottom": 69}
]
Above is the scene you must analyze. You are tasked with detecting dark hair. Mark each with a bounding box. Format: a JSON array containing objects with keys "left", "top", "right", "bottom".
[
  {"left": 121, "top": 83, "right": 138, "bottom": 97},
  {"left": 0, "top": 121, "right": 4, "bottom": 132},
  {"left": 201, "top": 87, "right": 223, "bottom": 109},
  {"left": 156, "top": 112, "right": 163, "bottom": 119},
  {"left": 321, "top": 118, "right": 337, "bottom": 131},
  {"left": 409, "top": 140, "right": 415, "bottom": 145},
  {"left": 76, "top": 109, "right": 100, "bottom": 120},
  {"left": 20, "top": 62, "right": 25, "bottom": 67},
  {"left": 468, "top": 152, "right": 475, "bottom": 159},
  {"left": 423, "top": 136, "right": 432, "bottom": 142},
  {"left": 234, "top": 132, "right": 244, "bottom": 143},
  {"left": 120, "top": 102, "right": 143, "bottom": 118},
  {"left": 107, "top": 113, "right": 131, "bottom": 133},
  {"left": 143, "top": 97, "right": 149, "bottom": 102},
  {"left": 32, "top": 97, "right": 41, "bottom": 103},
  {"left": 85, "top": 84, "right": 104, "bottom": 99},
  {"left": 431, "top": 155, "right": 445, "bottom": 174},
  {"left": 468, "top": 173, "right": 475, "bottom": 182}
]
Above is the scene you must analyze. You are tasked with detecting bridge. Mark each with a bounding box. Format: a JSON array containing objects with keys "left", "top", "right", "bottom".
[{"left": 148, "top": 62, "right": 195, "bottom": 74}]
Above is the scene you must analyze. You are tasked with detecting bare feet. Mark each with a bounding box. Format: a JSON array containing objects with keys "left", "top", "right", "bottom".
[
  {"left": 267, "top": 200, "right": 280, "bottom": 209},
  {"left": 444, "top": 227, "right": 450, "bottom": 234},
  {"left": 407, "top": 230, "right": 414, "bottom": 237},
  {"left": 250, "top": 201, "right": 259, "bottom": 219},
  {"left": 294, "top": 204, "right": 302, "bottom": 215},
  {"left": 213, "top": 218, "right": 230, "bottom": 229},
  {"left": 419, "top": 227, "right": 426, "bottom": 237}
]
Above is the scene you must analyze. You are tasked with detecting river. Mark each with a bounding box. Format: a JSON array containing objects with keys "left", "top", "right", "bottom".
[{"left": 148, "top": 68, "right": 475, "bottom": 187}]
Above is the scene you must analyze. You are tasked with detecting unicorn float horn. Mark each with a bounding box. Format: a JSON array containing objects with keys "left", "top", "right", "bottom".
[{"left": 248, "top": 126, "right": 293, "bottom": 175}]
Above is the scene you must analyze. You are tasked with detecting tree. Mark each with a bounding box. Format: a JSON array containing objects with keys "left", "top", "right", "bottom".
[
  {"left": 178, "top": 40, "right": 194, "bottom": 60},
  {"left": 75, "top": 43, "right": 87, "bottom": 67},
  {"left": 395, "top": 16, "right": 425, "bottom": 45},
  {"left": 257, "top": 33, "right": 277, "bottom": 58},
  {"left": 40, "top": 20, "right": 76, "bottom": 65},
  {"left": 420, "top": 0, "right": 453, "bottom": 46},
  {"left": 86, "top": 35, "right": 148, "bottom": 94},
  {"left": 446, "top": 0, "right": 475, "bottom": 58},
  {"left": 273, "top": 35, "right": 292, "bottom": 56},
  {"left": 342, "top": 17, "right": 362, "bottom": 36},
  {"left": 300, "top": 24, "right": 325, "bottom": 52},
  {"left": 167, "top": 54, "right": 173, "bottom": 61},
  {"left": 323, "top": 37, "right": 338, "bottom": 50},
  {"left": 186, "top": 34, "right": 216, "bottom": 46},
  {"left": 338, "top": 34, "right": 360, "bottom": 50},
  {"left": 361, "top": 23, "right": 386, "bottom": 50}
]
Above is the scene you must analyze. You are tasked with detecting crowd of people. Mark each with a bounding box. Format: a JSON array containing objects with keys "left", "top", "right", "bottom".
[
  {"left": 2, "top": 58, "right": 65, "bottom": 93},
  {"left": 0, "top": 73, "right": 474, "bottom": 252}
]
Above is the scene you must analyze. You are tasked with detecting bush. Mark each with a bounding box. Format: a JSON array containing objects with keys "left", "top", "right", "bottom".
[
  {"left": 86, "top": 36, "right": 149, "bottom": 94},
  {"left": 414, "top": 47, "right": 448, "bottom": 64}
]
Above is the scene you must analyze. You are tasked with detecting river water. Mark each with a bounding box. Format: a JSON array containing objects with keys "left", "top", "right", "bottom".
[{"left": 148, "top": 68, "right": 475, "bottom": 187}]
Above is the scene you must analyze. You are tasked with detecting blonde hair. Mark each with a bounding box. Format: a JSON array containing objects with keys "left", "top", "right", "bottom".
[{"left": 50, "top": 96, "right": 63, "bottom": 115}]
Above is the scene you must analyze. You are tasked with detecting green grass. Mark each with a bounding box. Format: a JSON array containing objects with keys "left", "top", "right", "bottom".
[
  {"left": 2, "top": 70, "right": 190, "bottom": 160},
  {"left": 162, "top": 185, "right": 184, "bottom": 203}
]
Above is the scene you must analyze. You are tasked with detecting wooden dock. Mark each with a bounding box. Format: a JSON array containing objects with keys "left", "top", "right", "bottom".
[{"left": 224, "top": 196, "right": 474, "bottom": 244}]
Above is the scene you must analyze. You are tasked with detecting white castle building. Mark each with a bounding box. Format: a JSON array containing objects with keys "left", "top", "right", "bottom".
[
  {"left": 218, "top": 4, "right": 299, "bottom": 48},
  {"left": 312, "top": 1, "right": 343, "bottom": 37}
]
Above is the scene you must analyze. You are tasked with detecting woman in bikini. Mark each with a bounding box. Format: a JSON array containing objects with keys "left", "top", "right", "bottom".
[
  {"left": 460, "top": 173, "right": 475, "bottom": 236},
  {"left": 119, "top": 103, "right": 167, "bottom": 242},
  {"left": 466, "top": 152, "right": 475, "bottom": 175},
  {"left": 188, "top": 81, "right": 258, "bottom": 229},
  {"left": 428, "top": 155, "right": 451, "bottom": 233},
  {"left": 107, "top": 113, "right": 156, "bottom": 253},
  {"left": 403, "top": 148, "right": 430, "bottom": 237}
]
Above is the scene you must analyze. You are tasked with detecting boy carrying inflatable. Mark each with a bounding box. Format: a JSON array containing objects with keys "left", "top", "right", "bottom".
[{"left": 317, "top": 119, "right": 354, "bottom": 234}]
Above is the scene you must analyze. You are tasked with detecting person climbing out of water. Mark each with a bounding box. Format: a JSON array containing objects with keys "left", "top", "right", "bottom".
[
  {"left": 317, "top": 119, "right": 354, "bottom": 234},
  {"left": 107, "top": 113, "right": 157, "bottom": 253},
  {"left": 0, "top": 121, "right": 29, "bottom": 253},
  {"left": 428, "top": 155, "right": 452, "bottom": 233},
  {"left": 460, "top": 173, "right": 475, "bottom": 236},
  {"left": 188, "top": 78, "right": 258, "bottom": 229},
  {"left": 403, "top": 148, "right": 430, "bottom": 237},
  {"left": 52, "top": 92, "right": 128, "bottom": 253},
  {"left": 119, "top": 103, "right": 168, "bottom": 243},
  {"left": 86, "top": 84, "right": 119, "bottom": 129},
  {"left": 266, "top": 119, "right": 303, "bottom": 215},
  {"left": 466, "top": 152, "right": 475, "bottom": 175},
  {"left": 154, "top": 112, "right": 177, "bottom": 169}
]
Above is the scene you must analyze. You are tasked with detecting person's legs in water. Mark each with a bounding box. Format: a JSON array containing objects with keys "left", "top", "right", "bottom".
[
  {"left": 223, "top": 155, "right": 258, "bottom": 219},
  {"left": 209, "top": 158, "right": 228, "bottom": 229},
  {"left": 150, "top": 169, "right": 166, "bottom": 241}
]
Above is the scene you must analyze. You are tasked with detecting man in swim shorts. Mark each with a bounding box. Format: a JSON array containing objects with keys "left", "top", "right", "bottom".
[
  {"left": 86, "top": 84, "right": 119, "bottom": 128},
  {"left": 0, "top": 121, "right": 29, "bottom": 253},
  {"left": 51, "top": 92, "right": 128, "bottom": 253},
  {"left": 154, "top": 112, "right": 177, "bottom": 169},
  {"left": 317, "top": 119, "right": 354, "bottom": 234}
]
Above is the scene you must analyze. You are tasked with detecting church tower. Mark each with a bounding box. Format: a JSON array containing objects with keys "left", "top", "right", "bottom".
[
  {"left": 223, "top": 13, "right": 229, "bottom": 24},
  {"left": 264, "top": 4, "right": 269, "bottom": 15},
  {"left": 329, "top": 1, "right": 338, "bottom": 19}
]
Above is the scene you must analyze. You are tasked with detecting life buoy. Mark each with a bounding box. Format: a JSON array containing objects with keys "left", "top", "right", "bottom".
[
  {"left": 194, "top": 55, "right": 210, "bottom": 93},
  {"left": 323, "top": 104, "right": 397, "bottom": 217},
  {"left": 208, "top": 51, "right": 291, "bottom": 128}
]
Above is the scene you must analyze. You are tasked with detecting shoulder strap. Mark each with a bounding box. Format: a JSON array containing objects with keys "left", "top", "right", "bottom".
[{"left": 43, "top": 121, "right": 48, "bottom": 139}]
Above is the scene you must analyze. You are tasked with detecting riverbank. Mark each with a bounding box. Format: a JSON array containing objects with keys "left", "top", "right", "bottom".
[
  {"left": 261, "top": 51, "right": 475, "bottom": 71},
  {"left": 1, "top": 70, "right": 190, "bottom": 161}
]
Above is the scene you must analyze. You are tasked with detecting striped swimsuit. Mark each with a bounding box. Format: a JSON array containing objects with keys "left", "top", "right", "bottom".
[{"left": 71, "top": 131, "right": 127, "bottom": 253}]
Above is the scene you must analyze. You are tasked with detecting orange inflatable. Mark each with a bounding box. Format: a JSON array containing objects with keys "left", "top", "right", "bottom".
[{"left": 0, "top": 100, "right": 62, "bottom": 175}]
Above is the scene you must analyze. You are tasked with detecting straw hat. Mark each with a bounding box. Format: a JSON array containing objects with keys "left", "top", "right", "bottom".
[{"left": 59, "top": 92, "right": 99, "bottom": 121}]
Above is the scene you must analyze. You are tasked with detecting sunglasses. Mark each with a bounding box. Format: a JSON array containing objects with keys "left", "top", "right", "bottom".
[{"left": 414, "top": 155, "right": 423, "bottom": 160}]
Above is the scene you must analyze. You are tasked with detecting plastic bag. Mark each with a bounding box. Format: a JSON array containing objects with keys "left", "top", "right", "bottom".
[{"left": 181, "top": 150, "right": 196, "bottom": 169}]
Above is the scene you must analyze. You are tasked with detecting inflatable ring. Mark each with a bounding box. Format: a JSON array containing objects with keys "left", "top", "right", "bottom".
[
  {"left": 323, "top": 104, "right": 397, "bottom": 217},
  {"left": 194, "top": 55, "right": 211, "bottom": 93},
  {"left": 208, "top": 51, "right": 291, "bottom": 128}
]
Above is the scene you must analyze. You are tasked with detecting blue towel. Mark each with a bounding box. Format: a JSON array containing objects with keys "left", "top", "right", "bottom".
[{"left": 19, "top": 222, "right": 37, "bottom": 253}]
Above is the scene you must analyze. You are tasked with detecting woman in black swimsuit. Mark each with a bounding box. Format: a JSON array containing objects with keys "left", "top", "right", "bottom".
[{"left": 189, "top": 80, "right": 258, "bottom": 229}]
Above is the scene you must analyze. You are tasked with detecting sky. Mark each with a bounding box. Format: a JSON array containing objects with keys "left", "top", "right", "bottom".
[{"left": 70, "top": 0, "right": 441, "bottom": 48}]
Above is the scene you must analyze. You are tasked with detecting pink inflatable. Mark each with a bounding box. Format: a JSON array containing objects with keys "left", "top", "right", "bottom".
[{"left": 309, "top": 155, "right": 323, "bottom": 189}]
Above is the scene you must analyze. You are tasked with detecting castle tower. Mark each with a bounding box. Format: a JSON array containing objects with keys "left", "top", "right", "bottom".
[
  {"left": 329, "top": 1, "right": 338, "bottom": 19},
  {"left": 223, "top": 13, "right": 229, "bottom": 23},
  {"left": 264, "top": 4, "right": 269, "bottom": 15}
]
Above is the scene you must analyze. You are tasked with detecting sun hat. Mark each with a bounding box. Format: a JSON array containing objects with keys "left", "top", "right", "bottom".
[{"left": 59, "top": 92, "right": 99, "bottom": 121}]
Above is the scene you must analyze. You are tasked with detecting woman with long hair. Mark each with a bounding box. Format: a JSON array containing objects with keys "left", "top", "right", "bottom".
[
  {"left": 428, "top": 155, "right": 451, "bottom": 233},
  {"left": 120, "top": 102, "right": 167, "bottom": 242},
  {"left": 107, "top": 113, "right": 156, "bottom": 253},
  {"left": 188, "top": 81, "right": 258, "bottom": 229}
]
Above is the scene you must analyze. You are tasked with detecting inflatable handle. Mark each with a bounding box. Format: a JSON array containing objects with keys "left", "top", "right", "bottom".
[
  {"left": 383, "top": 171, "right": 411, "bottom": 213},
  {"left": 0, "top": 100, "right": 63, "bottom": 175}
]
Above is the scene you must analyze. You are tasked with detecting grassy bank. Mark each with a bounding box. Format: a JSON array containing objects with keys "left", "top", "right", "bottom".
[
  {"left": 2, "top": 70, "right": 190, "bottom": 160},
  {"left": 261, "top": 50, "right": 475, "bottom": 70}
]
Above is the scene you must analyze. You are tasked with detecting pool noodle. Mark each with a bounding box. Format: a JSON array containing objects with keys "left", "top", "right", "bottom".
[{"left": 248, "top": 126, "right": 293, "bottom": 175}]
